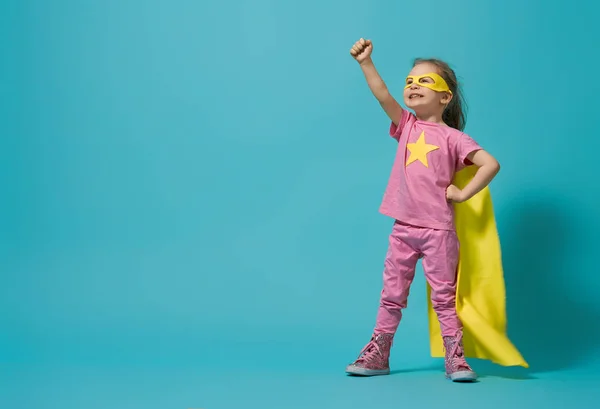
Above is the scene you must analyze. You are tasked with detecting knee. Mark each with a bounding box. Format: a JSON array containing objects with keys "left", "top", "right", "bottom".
[
  {"left": 431, "top": 298, "right": 455, "bottom": 312},
  {"left": 380, "top": 295, "right": 407, "bottom": 310},
  {"left": 430, "top": 289, "right": 456, "bottom": 310}
]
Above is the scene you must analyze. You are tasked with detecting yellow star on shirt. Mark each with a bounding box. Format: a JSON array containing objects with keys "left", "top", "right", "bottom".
[{"left": 406, "top": 131, "right": 439, "bottom": 168}]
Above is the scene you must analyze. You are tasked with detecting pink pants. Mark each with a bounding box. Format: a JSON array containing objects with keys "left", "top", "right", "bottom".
[{"left": 374, "top": 221, "right": 462, "bottom": 337}]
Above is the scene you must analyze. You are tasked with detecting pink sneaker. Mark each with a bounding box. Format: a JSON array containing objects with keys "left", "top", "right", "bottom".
[
  {"left": 345, "top": 333, "right": 393, "bottom": 376},
  {"left": 443, "top": 332, "right": 478, "bottom": 382}
]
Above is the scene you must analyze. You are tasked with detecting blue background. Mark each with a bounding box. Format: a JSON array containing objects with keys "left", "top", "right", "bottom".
[{"left": 2, "top": 0, "right": 599, "bottom": 408}]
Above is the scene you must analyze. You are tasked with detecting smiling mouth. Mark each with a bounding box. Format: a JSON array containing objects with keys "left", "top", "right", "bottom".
[{"left": 409, "top": 94, "right": 424, "bottom": 99}]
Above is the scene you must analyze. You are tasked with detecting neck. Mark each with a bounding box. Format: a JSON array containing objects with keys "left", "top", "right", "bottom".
[{"left": 415, "top": 111, "right": 446, "bottom": 126}]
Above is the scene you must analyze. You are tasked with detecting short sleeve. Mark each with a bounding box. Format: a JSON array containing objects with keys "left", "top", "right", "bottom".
[
  {"left": 389, "top": 109, "right": 415, "bottom": 141},
  {"left": 455, "top": 132, "right": 482, "bottom": 171}
]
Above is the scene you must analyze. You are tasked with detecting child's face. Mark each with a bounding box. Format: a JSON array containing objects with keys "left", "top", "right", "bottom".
[{"left": 403, "top": 63, "right": 452, "bottom": 113}]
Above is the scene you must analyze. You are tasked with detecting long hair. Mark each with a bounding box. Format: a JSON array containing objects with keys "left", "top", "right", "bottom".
[{"left": 413, "top": 58, "right": 467, "bottom": 131}]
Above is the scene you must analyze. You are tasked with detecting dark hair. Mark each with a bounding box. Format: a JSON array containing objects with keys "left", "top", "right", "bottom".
[{"left": 413, "top": 58, "right": 467, "bottom": 131}]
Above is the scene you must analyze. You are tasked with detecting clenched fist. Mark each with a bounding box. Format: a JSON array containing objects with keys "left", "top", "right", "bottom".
[
  {"left": 446, "top": 184, "right": 465, "bottom": 203},
  {"left": 350, "top": 38, "right": 373, "bottom": 63}
]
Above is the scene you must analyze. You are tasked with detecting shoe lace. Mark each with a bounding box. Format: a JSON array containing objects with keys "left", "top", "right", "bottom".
[
  {"left": 355, "top": 339, "right": 382, "bottom": 364},
  {"left": 447, "top": 332, "right": 471, "bottom": 371}
]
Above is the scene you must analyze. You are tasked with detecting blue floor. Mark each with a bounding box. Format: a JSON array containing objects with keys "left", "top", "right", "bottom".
[{"left": 3, "top": 351, "right": 598, "bottom": 409}]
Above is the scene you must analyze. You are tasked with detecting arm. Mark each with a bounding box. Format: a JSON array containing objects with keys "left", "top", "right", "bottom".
[
  {"left": 455, "top": 150, "right": 501, "bottom": 202},
  {"left": 350, "top": 38, "right": 403, "bottom": 125},
  {"left": 359, "top": 59, "right": 404, "bottom": 126}
]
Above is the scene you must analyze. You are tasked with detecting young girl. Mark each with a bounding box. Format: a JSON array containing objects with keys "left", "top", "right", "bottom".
[{"left": 346, "top": 38, "right": 501, "bottom": 382}]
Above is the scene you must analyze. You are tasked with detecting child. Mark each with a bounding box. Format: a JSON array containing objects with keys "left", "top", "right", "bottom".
[{"left": 346, "top": 38, "right": 501, "bottom": 382}]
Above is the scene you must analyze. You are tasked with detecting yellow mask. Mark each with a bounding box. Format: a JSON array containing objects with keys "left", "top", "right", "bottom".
[{"left": 404, "top": 73, "right": 452, "bottom": 94}]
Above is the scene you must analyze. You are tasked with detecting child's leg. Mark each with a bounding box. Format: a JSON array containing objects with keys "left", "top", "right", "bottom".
[
  {"left": 346, "top": 222, "right": 419, "bottom": 376},
  {"left": 421, "top": 229, "right": 477, "bottom": 382},
  {"left": 374, "top": 222, "right": 420, "bottom": 335},
  {"left": 421, "top": 229, "right": 461, "bottom": 336}
]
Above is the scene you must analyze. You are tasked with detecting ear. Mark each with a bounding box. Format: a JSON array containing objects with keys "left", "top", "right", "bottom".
[{"left": 441, "top": 91, "right": 453, "bottom": 106}]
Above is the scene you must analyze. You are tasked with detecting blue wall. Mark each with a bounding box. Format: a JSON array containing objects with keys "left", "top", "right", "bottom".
[{"left": 1, "top": 0, "right": 599, "bottom": 372}]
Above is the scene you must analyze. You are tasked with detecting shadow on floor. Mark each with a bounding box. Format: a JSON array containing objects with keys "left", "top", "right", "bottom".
[{"left": 478, "top": 199, "right": 600, "bottom": 378}]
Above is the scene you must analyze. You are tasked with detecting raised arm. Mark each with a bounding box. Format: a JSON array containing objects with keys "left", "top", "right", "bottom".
[{"left": 350, "top": 38, "right": 404, "bottom": 126}]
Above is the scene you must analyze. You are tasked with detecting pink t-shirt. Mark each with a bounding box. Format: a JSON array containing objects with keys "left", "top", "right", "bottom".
[{"left": 379, "top": 110, "right": 482, "bottom": 231}]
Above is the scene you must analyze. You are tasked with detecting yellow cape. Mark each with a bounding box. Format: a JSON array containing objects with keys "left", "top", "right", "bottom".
[{"left": 426, "top": 166, "right": 529, "bottom": 368}]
